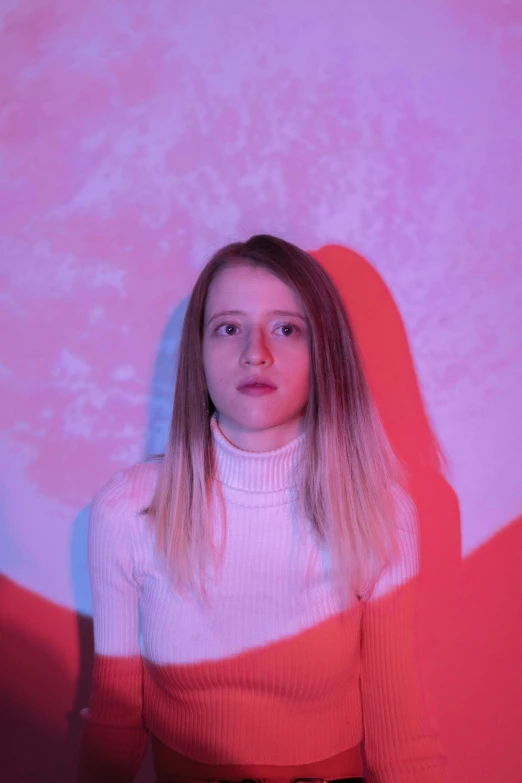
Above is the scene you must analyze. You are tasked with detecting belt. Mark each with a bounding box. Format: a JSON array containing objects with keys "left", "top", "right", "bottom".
[{"left": 155, "top": 778, "right": 365, "bottom": 783}]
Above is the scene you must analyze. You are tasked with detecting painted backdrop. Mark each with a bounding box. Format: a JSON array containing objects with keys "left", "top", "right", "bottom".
[{"left": 1, "top": 1, "right": 521, "bottom": 782}]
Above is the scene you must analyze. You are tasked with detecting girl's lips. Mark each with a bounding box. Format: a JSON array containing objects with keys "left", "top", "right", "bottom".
[
  {"left": 237, "top": 385, "right": 277, "bottom": 396},
  {"left": 237, "top": 377, "right": 276, "bottom": 390}
]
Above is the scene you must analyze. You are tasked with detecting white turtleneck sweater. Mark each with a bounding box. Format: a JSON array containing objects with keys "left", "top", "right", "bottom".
[{"left": 79, "top": 412, "right": 447, "bottom": 783}]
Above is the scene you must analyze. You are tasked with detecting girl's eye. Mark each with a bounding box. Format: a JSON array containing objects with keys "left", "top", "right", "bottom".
[
  {"left": 215, "top": 322, "right": 301, "bottom": 337},
  {"left": 277, "top": 323, "right": 301, "bottom": 337},
  {"left": 217, "top": 323, "right": 239, "bottom": 335}
]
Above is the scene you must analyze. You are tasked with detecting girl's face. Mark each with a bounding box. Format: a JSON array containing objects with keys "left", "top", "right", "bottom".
[{"left": 202, "top": 262, "right": 310, "bottom": 452}]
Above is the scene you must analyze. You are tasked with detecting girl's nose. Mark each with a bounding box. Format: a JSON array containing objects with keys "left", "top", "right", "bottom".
[{"left": 241, "top": 327, "right": 272, "bottom": 366}]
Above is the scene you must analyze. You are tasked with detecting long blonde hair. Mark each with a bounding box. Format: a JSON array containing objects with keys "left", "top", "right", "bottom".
[{"left": 145, "top": 234, "right": 407, "bottom": 605}]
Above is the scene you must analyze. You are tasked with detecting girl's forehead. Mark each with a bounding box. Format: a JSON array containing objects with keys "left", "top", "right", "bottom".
[{"left": 206, "top": 265, "right": 301, "bottom": 306}]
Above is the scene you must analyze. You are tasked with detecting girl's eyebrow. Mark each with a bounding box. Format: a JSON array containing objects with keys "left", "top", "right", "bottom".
[{"left": 206, "top": 309, "right": 307, "bottom": 327}]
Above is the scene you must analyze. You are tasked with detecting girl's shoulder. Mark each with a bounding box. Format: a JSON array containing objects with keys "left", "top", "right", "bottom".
[{"left": 93, "top": 458, "right": 163, "bottom": 519}]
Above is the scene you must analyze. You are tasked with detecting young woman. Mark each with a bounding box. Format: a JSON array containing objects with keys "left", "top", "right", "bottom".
[{"left": 78, "top": 235, "right": 448, "bottom": 783}]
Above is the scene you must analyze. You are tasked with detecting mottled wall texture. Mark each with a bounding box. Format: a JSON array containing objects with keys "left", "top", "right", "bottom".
[{"left": 1, "top": 1, "right": 521, "bottom": 781}]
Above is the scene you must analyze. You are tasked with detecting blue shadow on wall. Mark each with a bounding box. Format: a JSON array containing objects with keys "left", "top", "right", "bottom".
[
  {"left": 144, "top": 296, "right": 190, "bottom": 457},
  {"left": 69, "top": 295, "right": 191, "bottom": 622},
  {"left": 70, "top": 505, "right": 92, "bottom": 617}
]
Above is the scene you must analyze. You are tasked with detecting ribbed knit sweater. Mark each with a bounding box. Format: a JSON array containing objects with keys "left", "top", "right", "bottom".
[{"left": 79, "top": 412, "right": 448, "bottom": 783}]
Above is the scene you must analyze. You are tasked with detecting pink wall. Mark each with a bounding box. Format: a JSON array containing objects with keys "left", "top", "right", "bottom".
[{"left": 1, "top": 1, "right": 521, "bottom": 781}]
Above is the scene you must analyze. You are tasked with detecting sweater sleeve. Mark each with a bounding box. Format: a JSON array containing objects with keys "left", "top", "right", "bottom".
[
  {"left": 78, "top": 468, "right": 148, "bottom": 783},
  {"left": 359, "top": 491, "right": 448, "bottom": 783}
]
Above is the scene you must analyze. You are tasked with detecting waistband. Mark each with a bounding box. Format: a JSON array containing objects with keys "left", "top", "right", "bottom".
[
  {"left": 151, "top": 736, "right": 364, "bottom": 781},
  {"left": 154, "top": 778, "right": 365, "bottom": 783}
]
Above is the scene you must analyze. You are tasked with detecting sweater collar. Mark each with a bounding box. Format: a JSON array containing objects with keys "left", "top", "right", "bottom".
[{"left": 210, "top": 411, "right": 306, "bottom": 494}]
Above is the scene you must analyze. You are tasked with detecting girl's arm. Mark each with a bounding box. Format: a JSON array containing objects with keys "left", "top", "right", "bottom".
[
  {"left": 359, "top": 493, "right": 449, "bottom": 783},
  {"left": 78, "top": 469, "right": 148, "bottom": 783}
]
